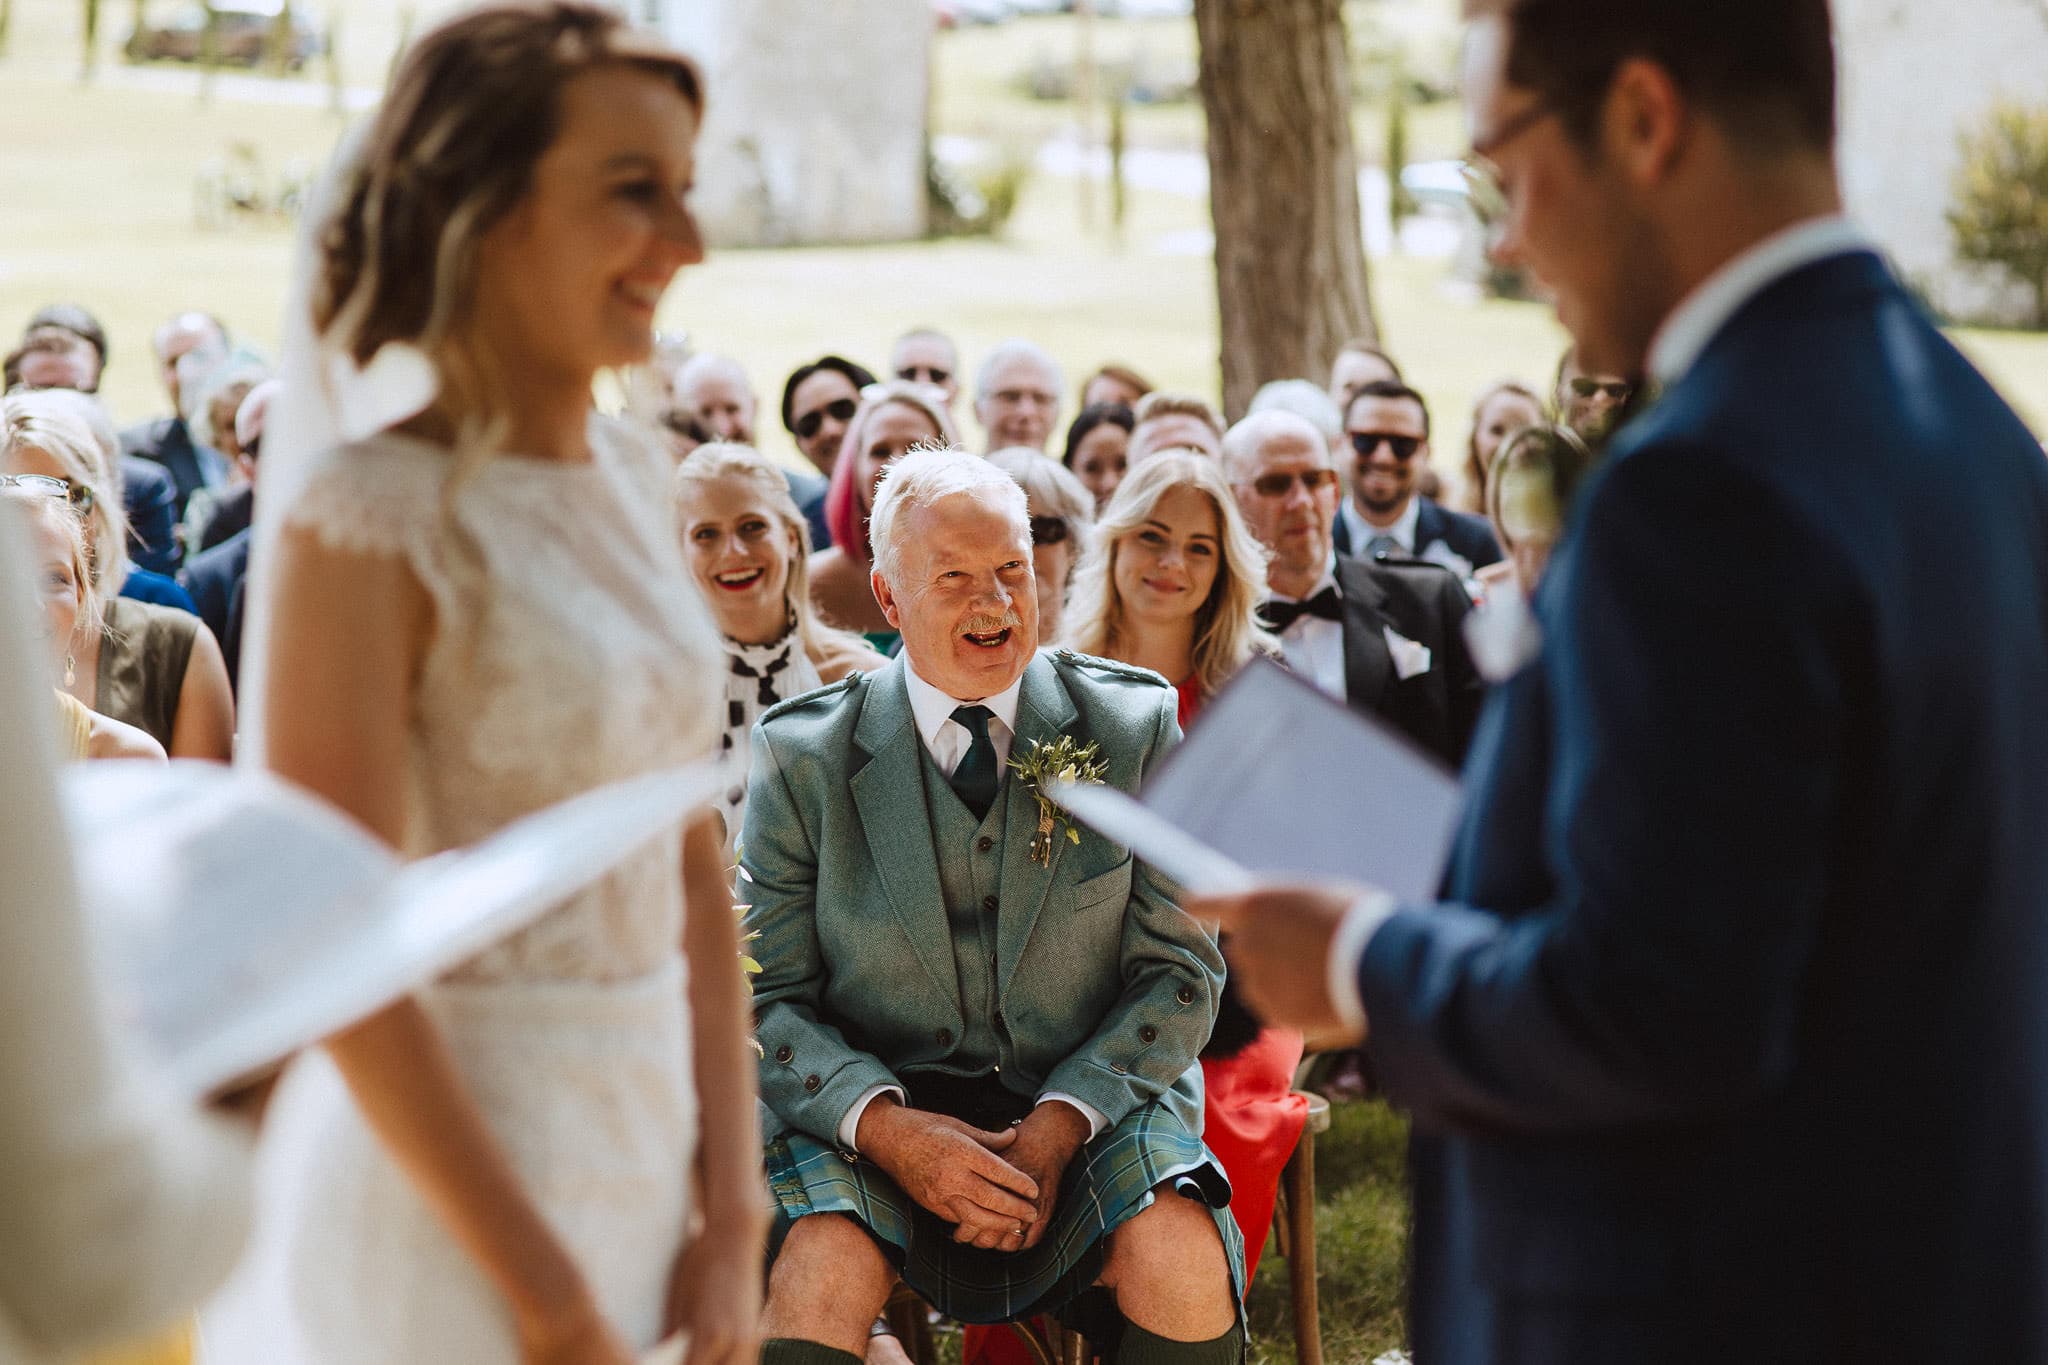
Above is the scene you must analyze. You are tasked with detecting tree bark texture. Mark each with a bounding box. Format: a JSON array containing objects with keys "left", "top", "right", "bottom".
[{"left": 1195, "top": 0, "right": 1378, "bottom": 421}]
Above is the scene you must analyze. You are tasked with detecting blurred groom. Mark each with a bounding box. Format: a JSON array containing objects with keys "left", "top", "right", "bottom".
[
  {"left": 741, "top": 448, "right": 1243, "bottom": 1364},
  {"left": 1201, "top": 1, "right": 2048, "bottom": 1362}
]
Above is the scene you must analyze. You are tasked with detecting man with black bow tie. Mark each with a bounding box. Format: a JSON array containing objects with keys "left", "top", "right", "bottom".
[{"left": 1225, "top": 410, "right": 1484, "bottom": 770}]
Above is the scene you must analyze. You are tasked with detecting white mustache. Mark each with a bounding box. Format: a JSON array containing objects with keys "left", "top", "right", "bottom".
[{"left": 961, "top": 612, "right": 1023, "bottom": 635}]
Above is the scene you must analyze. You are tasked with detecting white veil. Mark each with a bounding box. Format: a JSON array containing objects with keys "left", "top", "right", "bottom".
[{"left": 235, "top": 124, "right": 439, "bottom": 769}]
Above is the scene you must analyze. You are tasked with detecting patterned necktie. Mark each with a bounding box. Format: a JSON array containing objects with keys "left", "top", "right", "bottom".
[
  {"left": 949, "top": 705, "right": 999, "bottom": 820},
  {"left": 1366, "top": 534, "right": 1404, "bottom": 559}
]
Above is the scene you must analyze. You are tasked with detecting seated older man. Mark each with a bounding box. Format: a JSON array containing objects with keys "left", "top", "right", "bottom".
[{"left": 742, "top": 447, "right": 1243, "bottom": 1365}]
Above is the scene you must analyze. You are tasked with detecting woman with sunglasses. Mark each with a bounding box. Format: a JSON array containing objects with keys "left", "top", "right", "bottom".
[
  {"left": 807, "top": 381, "right": 958, "bottom": 653},
  {"left": 987, "top": 447, "right": 1093, "bottom": 644},
  {"left": 2, "top": 393, "right": 235, "bottom": 762}
]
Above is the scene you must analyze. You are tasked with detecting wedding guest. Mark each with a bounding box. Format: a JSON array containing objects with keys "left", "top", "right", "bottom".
[
  {"left": 973, "top": 338, "right": 1062, "bottom": 453},
  {"left": 745, "top": 447, "right": 1244, "bottom": 1365},
  {"left": 1226, "top": 409, "right": 1484, "bottom": 769},
  {"left": 205, "top": 7, "right": 763, "bottom": 1361},
  {"left": 808, "top": 379, "right": 958, "bottom": 650},
  {"left": 2, "top": 482, "right": 164, "bottom": 760},
  {"left": 1060, "top": 400, "right": 1133, "bottom": 511},
  {"left": 781, "top": 353, "right": 876, "bottom": 477},
  {"left": 122, "top": 311, "right": 231, "bottom": 518},
  {"left": 1552, "top": 344, "right": 1634, "bottom": 445},
  {"left": 1128, "top": 391, "right": 1224, "bottom": 464},
  {"left": 677, "top": 353, "right": 757, "bottom": 444},
  {"left": 182, "top": 363, "right": 268, "bottom": 556},
  {"left": 1334, "top": 378, "right": 1504, "bottom": 578},
  {"left": 1080, "top": 361, "right": 1152, "bottom": 412},
  {"left": 1327, "top": 337, "right": 1403, "bottom": 411},
  {"left": 891, "top": 327, "right": 960, "bottom": 411},
  {"left": 0, "top": 500, "right": 246, "bottom": 1365},
  {"left": 988, "top": 446, "right": 1094, "bottom": 644},
  {"left": 180, "top": 381, "right": 273, "bottom": 695},
  {"left": 1485, "top": 420, "right": 1596, "bottom": 593},
  {"left": 674, "top": 441, "right": 884, "bottom": 848},
  {"left": 1457, "top": 379, "right": 1545, "bottom": 514},
  {"left": 4, "top": 392, "right": 232, "bottom": 759},
  {"left": 19, "top": 303, "right": 109, "bottom": 388}
]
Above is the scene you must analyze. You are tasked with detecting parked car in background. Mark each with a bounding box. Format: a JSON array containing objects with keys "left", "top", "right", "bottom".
[{"left": 128, "top": 1, "right": 323, "bottom": 69}]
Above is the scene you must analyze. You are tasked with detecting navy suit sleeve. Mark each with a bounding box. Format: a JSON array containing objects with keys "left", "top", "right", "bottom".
[
  {"left": 1359, "top": 441, "right": 1852, "bottom": 1132},
  {"left": 122, "top": 460, "right": 181, "bottom": 575}
]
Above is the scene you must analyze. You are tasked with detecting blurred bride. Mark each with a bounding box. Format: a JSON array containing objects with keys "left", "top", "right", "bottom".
[{"left": 207, "top": 5, "right": 763, "bottom": 1362}]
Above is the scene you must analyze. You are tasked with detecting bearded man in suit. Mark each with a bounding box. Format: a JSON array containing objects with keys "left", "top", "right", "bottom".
[{"left": 742, "top": 447, "right": 1243, "bottom": 1365}]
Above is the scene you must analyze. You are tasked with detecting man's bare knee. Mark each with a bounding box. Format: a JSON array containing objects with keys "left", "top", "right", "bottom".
[
  {"left": 763, "top": 1213, "right": 898, "bottom": 1350},
  {"left": 1100, "top": 1190, "right": 1235, "bottom": 1339}
]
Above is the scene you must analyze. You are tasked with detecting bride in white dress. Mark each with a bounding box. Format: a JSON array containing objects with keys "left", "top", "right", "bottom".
[{"left": 207, "top": 6, "right": 765, "bottom": 1362}]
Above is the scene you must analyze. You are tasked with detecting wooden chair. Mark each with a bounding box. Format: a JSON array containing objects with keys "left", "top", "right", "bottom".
[{"left": 884, "top": 1088, "right": 1332, "bottom": 1364}]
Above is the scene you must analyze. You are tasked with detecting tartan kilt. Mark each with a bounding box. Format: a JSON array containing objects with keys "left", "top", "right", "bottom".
[{"left": 764, "top": 1100, "right": 1247, "bottom": 1325}]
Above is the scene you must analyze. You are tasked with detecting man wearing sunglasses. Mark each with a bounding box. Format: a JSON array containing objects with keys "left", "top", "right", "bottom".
[
  {"left": 1193, "top": 0, "right": 2048, "bottom": 1360},
  {"left": 1224, "top": 410, "right": 1483, "bottom": 770},
  {"left": 890, "top": 327, "right": 960, "bottom": 413},
  {"left": 1553, "top": 344, "right": 1635, "bottom": 444},
  {"left": 1334, "top": 378, "right": 1503, "bottom": 581},
  {"left": 781, "top": 354, "right": 877, "bottom": 478}
]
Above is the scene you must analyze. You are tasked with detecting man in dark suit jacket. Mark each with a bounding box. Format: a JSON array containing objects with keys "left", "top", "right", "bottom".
[
  {"left": 121, "top": 312, "right": 230, "bottom": 519},
  {"left": 1226, "top": 409, "right": 1484, "bottom": 769},
  {"left": 1332, "top": 379, "right": 1502, "bottom": 579},
  {"left": 1199, "top": 2, "right": 2048, "bottom": 1361},
  {"left": 179, "top": 528, "right": 248, "bottom": 695}
]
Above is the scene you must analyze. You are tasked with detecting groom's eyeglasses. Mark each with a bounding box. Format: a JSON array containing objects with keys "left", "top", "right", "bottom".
[{"left": 792, "top": 397, "right": 858, "bottom": 441}]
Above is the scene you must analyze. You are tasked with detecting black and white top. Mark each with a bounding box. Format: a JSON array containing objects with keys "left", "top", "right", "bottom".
[{"left": 718, "top": 629, "right": 822, "bottom": 851}]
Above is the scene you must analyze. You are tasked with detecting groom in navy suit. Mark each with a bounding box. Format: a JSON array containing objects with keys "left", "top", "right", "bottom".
[{"left": 1200, "top": 1, "right": 2048, "bottom": 1362}]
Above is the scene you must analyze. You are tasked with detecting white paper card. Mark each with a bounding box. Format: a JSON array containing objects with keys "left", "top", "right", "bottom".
[
  {"left": 64, "top": 757, "right": 730, "bottom": 1100},
  {"left": 1055, "top": 658, "right": 1464, "bottom": 903}
]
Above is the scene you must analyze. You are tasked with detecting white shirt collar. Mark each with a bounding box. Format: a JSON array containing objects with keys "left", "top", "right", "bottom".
[
  {"left": 1342, "top": 490, "right": 1419, "bottom": 552},
  {"left": 1648, "top": 215, "right": 1872, "bottom": 386},
  {"left": 902, "top": 654, "right": 1024, "bottom": 753}
]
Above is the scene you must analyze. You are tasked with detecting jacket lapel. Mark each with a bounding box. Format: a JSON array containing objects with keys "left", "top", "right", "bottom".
[
  {"left": 1337, "top": 555, "right": 1395, "bottom": 712},
  {"left": 1412, "top": 498, "right": 1445, "bottom": 557},
  {"left": 995, "top": 654, "right": 1079, "bottom": 997},
  {"left": 849, "top": 658, "right": 956, "bottom": 999}
]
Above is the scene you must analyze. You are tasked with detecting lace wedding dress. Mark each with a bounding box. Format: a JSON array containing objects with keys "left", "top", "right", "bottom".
[{"left": 204, "top": 417, "right": 720, "bottom": 1362}]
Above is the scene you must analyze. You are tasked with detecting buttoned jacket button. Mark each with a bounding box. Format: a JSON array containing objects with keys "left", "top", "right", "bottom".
[
  {"left": 981, "top": 894, "right": 998, "bottom": 913},
  {"left": 1138, "top": 1025, "right": 1158, "bottom": 1044},
  {"left": 774, "top": 1044, "right": 793, "bottom": 1064},
  {"left": 1175, "top": 986, "right": 1195, "bottom": 1005},
  {"left": 803, "top": 1074, "right": 821, "bottom": 1093},
  {"left": 1109, "top": 1062, "right": 1128, "bottom": 1075},
  {"left": 936, "top": 1028, "right": 953, "bottom": 1047},
  {"left": 977, "top": 836, "right": 995, "bottom": 853}
]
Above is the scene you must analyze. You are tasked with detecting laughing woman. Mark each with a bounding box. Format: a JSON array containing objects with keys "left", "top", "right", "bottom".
[{"left": 674, "top": 442, "right": 884, "bottom": 849}]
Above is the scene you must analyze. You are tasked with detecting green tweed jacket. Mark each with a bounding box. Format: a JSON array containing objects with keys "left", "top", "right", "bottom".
[{"left": 741, "top": 649, "right": 1224, "bottom": 1147}]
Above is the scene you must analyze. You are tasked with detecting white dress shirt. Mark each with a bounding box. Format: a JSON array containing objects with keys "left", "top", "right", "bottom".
[
  {"left": 1326, "top": 214, "right": 1875, "bottom": 1037},
  {"left": 839, "top": 659, "right": 1107, "bottom": 1151},
  {"left": 1340, "top": 494, "right": 1419, "bottom": 556},
  {"left": 1271, "top": 558, "right": 1347, "bottom": 701}
]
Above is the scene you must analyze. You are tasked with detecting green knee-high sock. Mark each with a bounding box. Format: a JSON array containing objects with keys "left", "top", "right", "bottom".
[
  {"left": 758, "top": 1339, "right": 863, "bottom": 1365},
  {"left": 1116, "top": 1318, "right": 1246, "bottom": 1364}
]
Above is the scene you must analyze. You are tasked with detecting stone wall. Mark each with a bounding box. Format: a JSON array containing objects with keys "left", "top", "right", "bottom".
[
  {"left": 1836, "top": 0, "right": 2048, "bottom": 324},
  {"left": 635, "top": 0, "right": 931, "bottom": 247}
]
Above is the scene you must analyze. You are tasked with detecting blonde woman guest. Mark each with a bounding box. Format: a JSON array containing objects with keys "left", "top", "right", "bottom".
[
  {"left": 987, "top": 446, "right": 1093, "bottom": 644},
  {"left": 1, "top": 481, "right": 164, "bottom": 762},
  {"left": 808, "top": 380, "right": 957, "bottom": 650},
  {"left": 1058, "top": 452, "right": 1306, "bottom": 1285},
  {"left": 206, "top": 6, "right": 764, "bottom": 1362},
  {"left": 2, "top": 394, "right": 234, "bottom": 761},
  {"left": 1457, "top": 380, "right": 1546, "bottom": 516},
  {"left": 674, "top": 442, "right": 884, "bottom": 848}
]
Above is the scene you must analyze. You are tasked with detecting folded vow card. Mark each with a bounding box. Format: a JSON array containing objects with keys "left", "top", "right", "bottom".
[
  {"left": 64, "top": 757, "right": 729, "bottom": 1100},
  {"left": 1054, "top": 657, "right": 1463, "bottom": 902}
]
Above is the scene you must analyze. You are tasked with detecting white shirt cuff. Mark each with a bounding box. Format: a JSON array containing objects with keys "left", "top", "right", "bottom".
[
  {"left": 837, "top": 1083, "right": 906, "bottom": 1153},
  {"left": 1327, "top": 891, "right": 1398, "bottom": 1037},
  {"left": 1037, "top": 1093, "right": 1108, "bottom": 1140}
]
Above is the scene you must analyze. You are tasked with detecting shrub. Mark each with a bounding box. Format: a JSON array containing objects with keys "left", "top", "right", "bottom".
[{"left": 1949, "top": 101, "right": 2048, "bottom": 329}]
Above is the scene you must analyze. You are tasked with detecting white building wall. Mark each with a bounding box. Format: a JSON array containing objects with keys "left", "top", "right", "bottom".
[
  {"left": 634, "top": 0, "right": 930, "bottom": 247},
  {"left": 1835, "top": 0, "right": 2048, "bottom": 324}
]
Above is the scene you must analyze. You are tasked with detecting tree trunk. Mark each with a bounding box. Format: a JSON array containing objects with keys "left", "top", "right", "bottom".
[{"left": 1194, "top": 0, "right": 1377, "bottom": 421}]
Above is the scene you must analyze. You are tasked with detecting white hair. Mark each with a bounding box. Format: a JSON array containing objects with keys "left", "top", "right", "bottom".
[
  {"left": 1220, "top": 409, "right": 1333, "bottom": 483},
  {"left": 988, "top": 446, "right": 1095, "bottom": 535},
  {"left": 678, "top": 351, "right": 751, "bottom": 397},
  {"left": 1248, "top": 379, "right": 1343, "bottom": 441},
  {"left": 870, "top": 445, "right": 1029, "bottom": 588},
  {"left": 974, "top": 338, "right": 1064, "bottom": 404}
]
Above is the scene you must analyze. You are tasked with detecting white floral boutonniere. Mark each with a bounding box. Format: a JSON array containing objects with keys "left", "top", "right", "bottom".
[{"left": 1010, "top": 736, "right": 1108, "bottom": 867}]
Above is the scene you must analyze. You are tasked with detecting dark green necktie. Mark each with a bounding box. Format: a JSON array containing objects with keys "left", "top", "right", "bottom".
[{"left": 949, "top": 705, "right": 999, "bottom": 820}]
